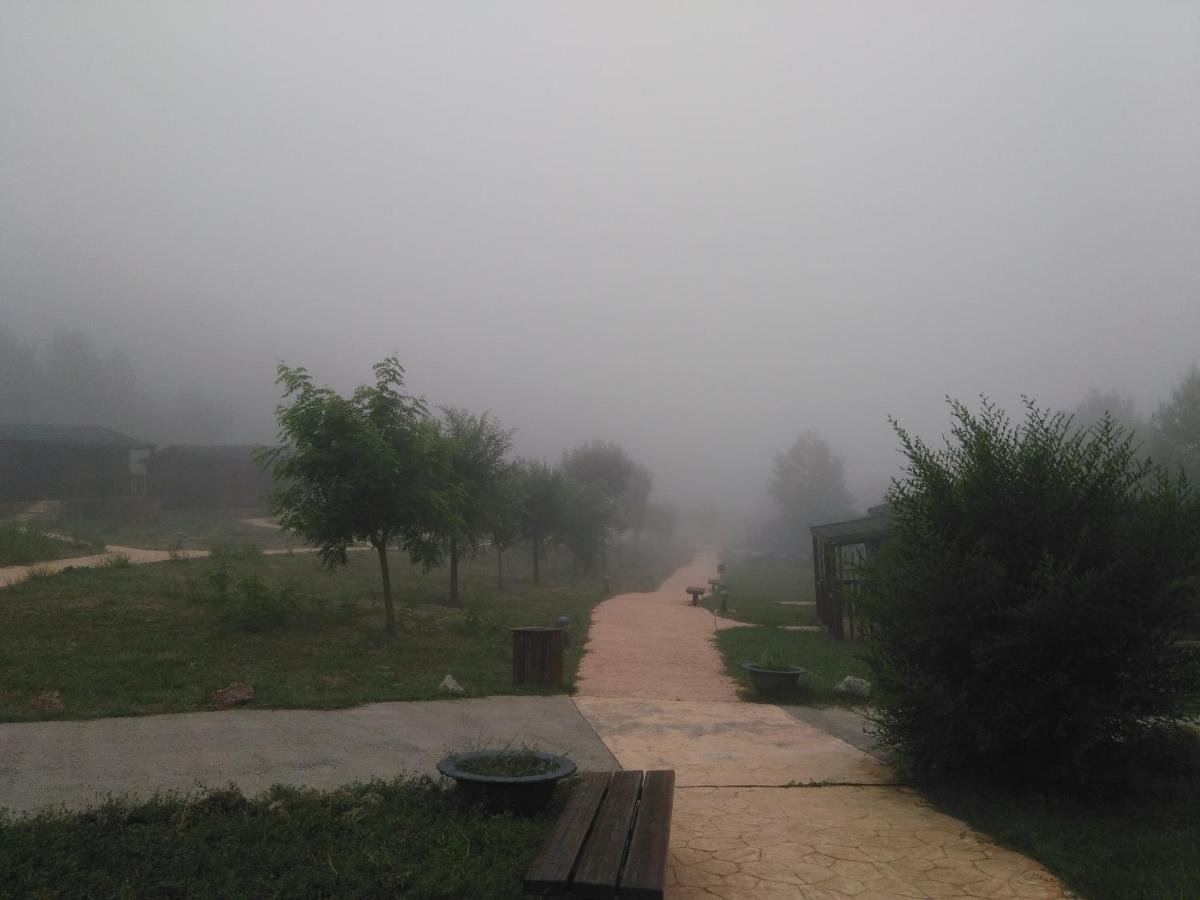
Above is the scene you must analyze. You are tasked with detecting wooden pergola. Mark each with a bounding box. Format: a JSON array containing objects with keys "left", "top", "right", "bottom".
[{"left": 810, "top": 504, "right": 892, "bottom": 640}]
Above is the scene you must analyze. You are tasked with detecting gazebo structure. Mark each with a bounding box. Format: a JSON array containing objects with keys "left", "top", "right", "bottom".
[{"left": 810, "top": 504, "right": 893, "bottom": 639}]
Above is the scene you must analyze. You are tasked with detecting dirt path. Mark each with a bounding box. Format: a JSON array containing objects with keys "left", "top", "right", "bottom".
[{"left": 571, "top": 552, "right": 1068, "bottom": 899}]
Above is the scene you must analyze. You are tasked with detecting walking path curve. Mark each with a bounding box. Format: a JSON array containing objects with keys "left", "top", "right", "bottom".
[{"left": 571, "top": 551, "right": 1068, "bottom": 899}]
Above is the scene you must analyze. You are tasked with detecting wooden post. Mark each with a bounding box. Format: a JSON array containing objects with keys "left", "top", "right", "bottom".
[{"left": 512, "top": 627, "right": 565, "bottom": 687}]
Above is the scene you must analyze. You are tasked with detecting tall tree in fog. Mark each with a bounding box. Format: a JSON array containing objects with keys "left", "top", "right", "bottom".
[
  {"left": 484, "top": 465, "right": 525, "bottom": 591},
  {"left": 1073, "top": 388, "right": 1142, "bottom": 436},
  {"left": 562, "top": 439, "right": 652, "bottom": 536},
  {"left": 769, "top": 431, "right": 854, "bottom": 553},
  {"left": 438, "top": 408, "right": 513, "bottom": 605},
  {"left": 517, "top": 460, "right": 562, "bottom": 583},
  {"left": 1151, "top": 366, "right": 1200, "bottom": 482},
  {"left": 557, "top": 476, "right": 613, "bottom": 575},
  {"left": 259, "top": 357, "right": 455, "bottom": 636}
]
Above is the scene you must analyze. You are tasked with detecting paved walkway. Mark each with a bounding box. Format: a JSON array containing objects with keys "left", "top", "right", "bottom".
[
  {"left": 571, "top": 551, "right": 1068, "bottom": 899},
  {"left": 0, "top": 696, "right": 617, "bottom": 814}
]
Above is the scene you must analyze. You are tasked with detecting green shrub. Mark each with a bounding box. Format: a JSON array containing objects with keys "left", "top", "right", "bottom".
[
  {"left": 206, "top": 566, "right": 297, "bottom": 631},
  {"left": 863, "top": 399, "right": 1200, "bottom": 786}
]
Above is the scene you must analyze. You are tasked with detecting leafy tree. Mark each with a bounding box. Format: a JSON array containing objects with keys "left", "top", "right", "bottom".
[
  {"left": 437, "top": 408, "right": 514, "bottom": 605},
  {"left": 517, "top": 460, "right": 562, "bottom": 583},
  {"left": 257, "top": 357, "right": 455, "bottom": 635},
  {"left": 483, "top": 465, "right": 525, "bottom": 591},
  {"left": 862, "top": 398, "right": 1200, "bottom": 786},
  {"left": 562, "top": 439, "right": 654, "bottom": 545},
  {"left": 1073, "top": 387, "right": 1142, "bottom": 435},
  {"left": 561, "top": 439, "right": 636, "bottom": 499},
  {"left": 643, "top": 501, "right": 679, "bottom": 548},
  {"left": 1152, "top": 365, "right": 1200, "bottom": 483},
  {"left": 558, "top": 476, "right": 613, "bottom": 575},
  {"left": 768, "top": 431, "right": 854, "bottom": 551}
]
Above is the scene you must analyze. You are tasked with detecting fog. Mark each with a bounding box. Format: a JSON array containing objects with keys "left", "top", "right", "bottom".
[{"left": 3, "top": 2, "right": 1198, "bottom": 520}]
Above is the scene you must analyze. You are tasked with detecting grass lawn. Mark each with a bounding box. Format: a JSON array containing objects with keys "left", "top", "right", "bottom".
[
  {"left": 925, "top": 727, "right": 1200, "bottom": 900},
  {"left": 715, "top": 626, "right": 870, "bottom": 706},
  {"left": 707, "top": 559, "right": 817, "bottom": 627},
  {"left": 54, "top": 506, "right": 300, "bottom": 551},
  {"left": 0, "top": 540, "right": 686, "bottom": 722},
  {"left": 0, "top": 777, "right": 565, "bottom": 899},
  {"left": 0, "top": 523, "right": 103, "bottom": 567}
]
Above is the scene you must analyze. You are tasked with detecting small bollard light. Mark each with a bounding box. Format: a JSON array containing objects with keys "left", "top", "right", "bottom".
[
  {"left": 556, "top": 615, "right": 571, "bottom": 646},
  {"left": 719, "top": 587, "right": 729, "bottom": 613}
]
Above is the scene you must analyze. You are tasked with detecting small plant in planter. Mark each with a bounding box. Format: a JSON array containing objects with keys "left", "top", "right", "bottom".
[
  {"left": 742, "top": 646, "right": 808, "bottom": 696},
  {"left": 436, "top": 748, "right": 576, "bottom": 816}
]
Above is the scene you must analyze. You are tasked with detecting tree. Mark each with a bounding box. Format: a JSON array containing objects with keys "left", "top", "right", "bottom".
[
  {"left": 438, "top": 408, "right": 514, "bottom": 604},
  {"left": 517, "top": 460, "right": 562, "bottom": 583},
  {"left": 643, "top": 501, "right": 679, "bottom": 548},
  {"left": 862, "top": 399, "right": 1200, "bottom": 786},
  {"left": 768, "top": 431, "right": 854, "bottom": 552},
  {"left": 1072, "top": 387, "right": 1141, "bottom": 435},
  {"left": 483, "top": 465, "right": 525, "bottom": 591},
  {"left": 1152, "top": 365, "right": 1200, "bottom": 483},
  {"left": 257, "top": 357, "right": 455, "bottom": 636},
  {"left": 558, "top": 476, "right": 613, "bottom": 575},
  {"left": 562, "top": 439, "right": 636, "bottom": 499}
]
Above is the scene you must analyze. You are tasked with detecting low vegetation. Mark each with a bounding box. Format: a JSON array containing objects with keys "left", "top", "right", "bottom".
[
  {"left": 715, "top": 627, "right": 870, "bottom": 706},
  {"left": 0, "top": 540, "right": 684, "bottom": 722},
  {"left": 0, "top": 522, "right": 102, "bottom": 567},
  {"left": 929, "top": 726, "right": 1200, "bottom": 900},
  {"left": 707, "top": 558, "right": 817, "bottom": 626},
  {"left": 0, "top": 777, "right": 566, "bottom": 899}
]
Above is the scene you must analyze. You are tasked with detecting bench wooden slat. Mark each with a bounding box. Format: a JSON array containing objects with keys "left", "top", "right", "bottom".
[
  {"left": 618, "top": 770, "right": 674, "bottom": 900},
  {"left": 570, "top": 770, "right": 644, "bottom": 898},
  {"left": 523, "top": 772, "right": 612, "bottom": 895}
]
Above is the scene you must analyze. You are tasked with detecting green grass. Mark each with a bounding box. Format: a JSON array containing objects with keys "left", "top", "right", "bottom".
[
  {"left": 925, "top": 727, "right": 1200, "bottom": 900},
  {"left": 0, "top": 541, "right": 686, "bottom": 722},
  {"left": 54, "top": 506, "right": 299, "bottom": 551},
  {"left": 715, "top": 626, "right": 871, "bottom": 706},
  {"left": 707, "top": 559, "right": 817, "bottom": 626},
  {"left": 0, "top": 523, "right": 103, "bottom": 566},
  {"left": 0, "top": 777, "right": 566, "bottom": 899}
]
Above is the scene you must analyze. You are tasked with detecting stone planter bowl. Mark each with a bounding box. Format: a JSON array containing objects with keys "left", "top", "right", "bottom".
[
  {"left": 742, "top": 663, "right": 808, "bottom": 695},
  {"left": 437, "top": 750, "right": 576, "bottom": 816}
]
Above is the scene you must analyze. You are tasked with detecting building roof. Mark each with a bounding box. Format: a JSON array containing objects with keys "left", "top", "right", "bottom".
[
  {"left": 151, "top": 445, "right": 268, "bottom": 460},
  {"left": 810, "top": 505, "right": 893, "bottom": 546},
  {"left": 0, "top": 424, "right": 153, "bottom": 450}
]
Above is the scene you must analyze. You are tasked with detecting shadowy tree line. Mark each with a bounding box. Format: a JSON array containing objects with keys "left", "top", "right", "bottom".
[{"left": 258, "top": 356, "right": 673, "bottom": 635}]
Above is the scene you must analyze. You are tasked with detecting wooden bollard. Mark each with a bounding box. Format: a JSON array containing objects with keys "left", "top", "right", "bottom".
[{"left": 512, "top": 627, "right": 564, "bottom": 687}]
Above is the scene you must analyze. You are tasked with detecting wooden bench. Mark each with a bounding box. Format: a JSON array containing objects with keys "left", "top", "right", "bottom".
[{"left": 524, "top": 770, "right": 674, "bottom": 899}]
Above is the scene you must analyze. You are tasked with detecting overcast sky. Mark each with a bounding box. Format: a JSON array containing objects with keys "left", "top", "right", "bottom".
[{"left": 2, "top": 2, "right": 1198, "bottom": 515}]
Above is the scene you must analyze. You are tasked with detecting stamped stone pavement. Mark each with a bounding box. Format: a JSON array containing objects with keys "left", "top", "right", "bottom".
[{"left": 572, "top": 552, "right": 1069, "bottom": 899}]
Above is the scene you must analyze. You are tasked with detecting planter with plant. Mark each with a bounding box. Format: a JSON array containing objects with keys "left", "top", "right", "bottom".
[
  {"left": 742, "top": 646, "right": 807, "bottom": 695},
  {"left": 436, "top": 749, "right": 576, "bottom": 815}
]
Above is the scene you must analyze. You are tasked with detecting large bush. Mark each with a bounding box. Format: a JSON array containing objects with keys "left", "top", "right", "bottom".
[{"left": 863, "top": 399, "right": 1200, "bottom": 785}]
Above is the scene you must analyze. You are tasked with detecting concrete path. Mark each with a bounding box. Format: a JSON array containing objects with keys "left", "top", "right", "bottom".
[
  {"left": 0, "top": 696, "right": 617, "bottom": 814},
  {"left": 570, "top": 552, "right": 1068, "bottom": 899}
]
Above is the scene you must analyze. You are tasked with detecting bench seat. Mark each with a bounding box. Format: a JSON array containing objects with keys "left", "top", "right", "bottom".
[{"left": 524, "top": 769, "right": 674, "bottom": 899}]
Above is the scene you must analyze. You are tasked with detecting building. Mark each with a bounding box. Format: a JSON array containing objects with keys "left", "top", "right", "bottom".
[
  {"left": 0, "top": 424, "right": 154, "bottom": 502},
  {"left": 145, "top": 445, "right": 274, "bottom": 509},
  {"left": 810, "top": 503, "right": 893, "bottom": 639}
]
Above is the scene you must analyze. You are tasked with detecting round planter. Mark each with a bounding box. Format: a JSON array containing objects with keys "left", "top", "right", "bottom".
[
  {"left": 437, "top": 750, "right": 577, "bottom": 815},
  {"left": 742, "top": 663, "right": 808, "bottom": 695}
]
